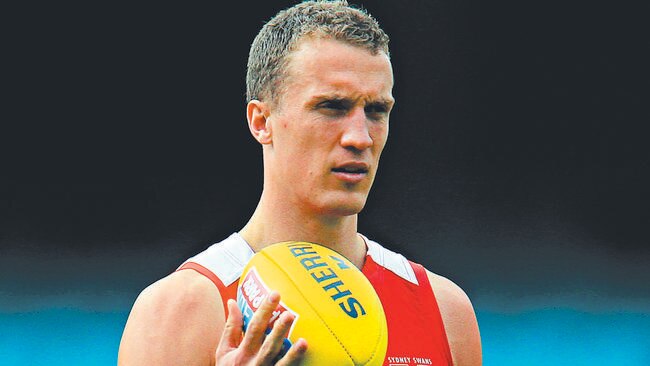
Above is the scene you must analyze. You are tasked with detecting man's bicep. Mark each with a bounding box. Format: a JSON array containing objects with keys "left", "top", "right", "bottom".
[{"left": 118, "top": 270, "right": 225, "bottom": 366}]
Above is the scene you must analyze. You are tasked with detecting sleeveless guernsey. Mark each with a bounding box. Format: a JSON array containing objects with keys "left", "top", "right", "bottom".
[{"left": 177, "top": 233, "right": 453, "bottom": 366}]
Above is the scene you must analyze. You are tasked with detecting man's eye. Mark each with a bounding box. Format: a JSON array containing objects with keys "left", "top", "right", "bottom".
[
  {"left": 365, "top": 104, "right": 387, "bottom": 114},
  {"left": 365, "top": 104, "right": 389, "bottom": 120},
  {"left": 317, "top": 100, "right": 350, "bottom": 117},
  {"left": 320, "top": 100, "right": 347, "bottom": 110}
]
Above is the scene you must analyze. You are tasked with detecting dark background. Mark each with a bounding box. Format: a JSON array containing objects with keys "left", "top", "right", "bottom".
[{"left": 1, "top": 0, "right": 649, "bottom": 364}]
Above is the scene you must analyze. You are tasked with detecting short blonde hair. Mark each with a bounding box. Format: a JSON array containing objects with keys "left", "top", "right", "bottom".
[{"left": 246, "top": 0, "right": 390, "bottom": 104}]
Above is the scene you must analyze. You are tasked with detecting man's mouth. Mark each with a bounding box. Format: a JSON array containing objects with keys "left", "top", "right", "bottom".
[
  {"left": 332, "top": 162, "right": 369, "bottom": 174},
  {"left": 332, "top": 166, "right": 368, "bottom": 174},
  {"left": 331, "top": 163, "right": 369, "bottom": 183}
]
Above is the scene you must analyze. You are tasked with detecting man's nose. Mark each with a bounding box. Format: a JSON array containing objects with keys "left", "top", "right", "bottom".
[{"left": 340, "top": 107, "right": 373, "bottom": 151}]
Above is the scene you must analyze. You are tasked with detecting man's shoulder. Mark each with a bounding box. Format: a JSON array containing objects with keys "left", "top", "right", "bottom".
[
  {"left": 118, "top": 270, "right": 224, "bottom": 364},
  {"left": 139, "top": 269, "right": 220, "bottom": 311},
  {"left": 125, "top": 270, "right": 224, "bottom": 337},
  {"left": 425, "top": 271, "right": 474, "bottom": 314}
]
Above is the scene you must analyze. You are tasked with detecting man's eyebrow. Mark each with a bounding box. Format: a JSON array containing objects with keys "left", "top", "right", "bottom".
[
  {"left": 373, "top": 98, "right": 395, "bottom": 105},
  {"left": 310, "top": 94, "right": 349, "bottom": 102},
  {"left": 310, "top": 94, "right": 394, "bottom": 105},
  {"left": 367, "top": 98, "right": 395, "bottom": 110}
]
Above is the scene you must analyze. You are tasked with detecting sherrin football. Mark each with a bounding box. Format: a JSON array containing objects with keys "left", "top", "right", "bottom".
[{"left": 236, "top": 241, "right": 388, "bottom": 365}]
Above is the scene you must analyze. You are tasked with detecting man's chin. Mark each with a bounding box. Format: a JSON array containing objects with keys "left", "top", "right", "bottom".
[
  {"left": 328, "top": 206, "right": 364, "bottom": 217},
  {"left": 321, "top": 197, "right": 368, "bottom": 217}
]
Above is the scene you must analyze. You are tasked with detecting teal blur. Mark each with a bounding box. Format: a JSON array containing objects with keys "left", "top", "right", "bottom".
[{"left": 1, "top": 307, "right": 649, "bottom": 365}]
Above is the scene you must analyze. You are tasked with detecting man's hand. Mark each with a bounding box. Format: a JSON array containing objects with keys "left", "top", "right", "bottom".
[{"left": 216, "top": 292, "right": 308, "bottom": 365}]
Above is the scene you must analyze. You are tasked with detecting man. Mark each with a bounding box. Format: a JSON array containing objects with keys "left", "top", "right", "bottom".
[{"left": 118, "top": 1, "right": 481, "bottom": 365}]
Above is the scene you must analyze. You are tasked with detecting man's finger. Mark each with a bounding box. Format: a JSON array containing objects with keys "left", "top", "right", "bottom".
[
  {"left": 216, "top": 299, "right": 244, "bottom": 352},
  {"left": 239, "top": 291, "right": 281, "bottom": 352},
  {"left": 276, "top": 338, "right": 308, "bottom": 366},
  {"left": 257, "top": 310, "right": 295, "bottom": 363}
]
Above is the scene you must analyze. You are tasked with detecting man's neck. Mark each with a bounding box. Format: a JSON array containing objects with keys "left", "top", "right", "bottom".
[{"left": 239, "top": 194, "right": 367, "bottom": 269}]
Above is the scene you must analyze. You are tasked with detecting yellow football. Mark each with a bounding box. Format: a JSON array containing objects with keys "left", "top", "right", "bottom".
[{"left": 237, "top": 241, "right": 388, "bottom": 365}]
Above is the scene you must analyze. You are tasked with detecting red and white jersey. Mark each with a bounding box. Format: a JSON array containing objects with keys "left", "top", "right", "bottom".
[{"left": 177, "top": 233, "right": 453, "bottom": 366}]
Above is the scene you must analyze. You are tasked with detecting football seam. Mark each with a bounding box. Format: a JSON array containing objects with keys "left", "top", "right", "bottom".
[{"left": 262, "top": 250, "right": 362, "bottom": 365}]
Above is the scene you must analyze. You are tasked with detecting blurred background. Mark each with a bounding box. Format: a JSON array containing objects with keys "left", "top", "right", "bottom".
[{"left": 2, "top": 1, "right": 648, "bottom": 365}]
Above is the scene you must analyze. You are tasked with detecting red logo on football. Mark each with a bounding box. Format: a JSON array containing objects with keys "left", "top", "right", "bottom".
[{"left": 240, "top": 267, "right": 296, "bottom": 327}]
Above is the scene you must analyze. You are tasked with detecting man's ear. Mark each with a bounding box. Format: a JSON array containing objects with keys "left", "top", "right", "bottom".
[{"left": 246, "top": 100, "right": 272, "bottom": 145}]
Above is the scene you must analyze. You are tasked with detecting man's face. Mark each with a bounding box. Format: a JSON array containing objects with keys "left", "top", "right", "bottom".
[{"left": 265, "top": 37, "right": 394, "bottom": 217}]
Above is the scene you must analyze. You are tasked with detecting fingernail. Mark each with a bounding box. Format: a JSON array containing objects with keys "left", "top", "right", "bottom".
[
  {"left": 296, "top": 338, "right": 308, "bottom": 352},
  {"left": 268, "top": 291, "right": 280, "bottom": 303}
]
